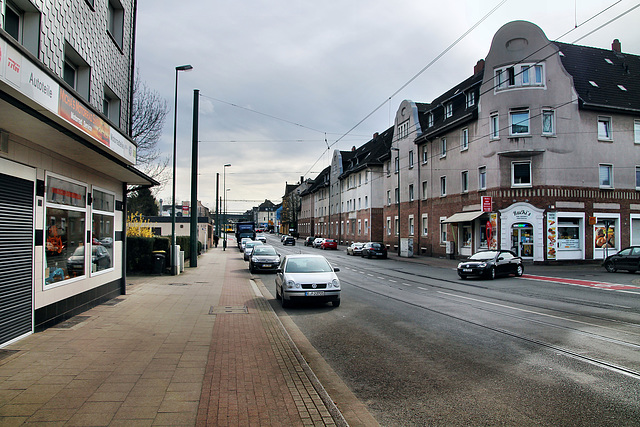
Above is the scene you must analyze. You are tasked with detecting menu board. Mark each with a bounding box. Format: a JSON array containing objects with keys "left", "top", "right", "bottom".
[{"left": 546, "top": 212, "right": 557, "bottom": 259}]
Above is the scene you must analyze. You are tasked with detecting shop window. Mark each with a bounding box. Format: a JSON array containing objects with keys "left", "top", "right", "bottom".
[
  {"left": 594, "top": 221, "right": 616, "bottom": 250},
  {"left": 45, "top": 176, "right": 87, "bottom": 286},
  {"left": 92, "top": 188, "right": 115, "bottom": 273},
  {"left": 557, "top": 219, "right": 580, "bottom": 251},
  {"left": 479, "top": 222, "right": 488, "bottom": 248},
  {"left": 462, "top": 225, "right": 471, "bottom": 248}
]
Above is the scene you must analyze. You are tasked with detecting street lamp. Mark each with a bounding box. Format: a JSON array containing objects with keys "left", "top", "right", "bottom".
[
  {"left": 391, "top": 147, "right": 400, "bottom": 256},
  {"left": 223, "top": 164, "right": 231, "bottom": 250},
  {"left": 171, "top": 64, "right": 193, "bottom": 275}
]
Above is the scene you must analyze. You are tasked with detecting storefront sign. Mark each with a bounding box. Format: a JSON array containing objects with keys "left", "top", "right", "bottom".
[
  {"left": 546, "top": 212, "right": 557, "bottom": 259},
  {"left": 59, "top": 88, "right": 111, "bottom": 146},
  {"left": 482, "top": 196, "right": 492, "bottom": 212},
  {"left": 511, "top": 208, "right": 533, "bottom": 221}
]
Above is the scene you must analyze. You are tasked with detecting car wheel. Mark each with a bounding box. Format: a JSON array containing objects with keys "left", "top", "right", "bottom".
[
  {"left": 458, "top": 273, "right": 466, "bottom": 280},
  {"left": 604, "top": 261, "right": 617, "bottom": 273},
  {"left": 275, "top": 286, "right": 281, "bottom": 300},
  {"left": 488, "top": 267, "right": 496, "bottom": 280},
  {"left": 281, "top": 295, "right": 290, "bottom": 308},
  {"left": 368, "top": 253, "right": 372, "bottom": 259},
  {"left": 515, "top": 264, "right": 524, "bottom": 277},
  {"left": 249, "top": 263, "right": 255, "bottom": 273},
  {"left": 332, "top": 299, "right": 341, "bottom": 307}
]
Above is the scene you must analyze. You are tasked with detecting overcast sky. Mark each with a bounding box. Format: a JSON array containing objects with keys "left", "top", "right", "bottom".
[{"left": 134, "top": 0, "right": 640, "bottom": 214}]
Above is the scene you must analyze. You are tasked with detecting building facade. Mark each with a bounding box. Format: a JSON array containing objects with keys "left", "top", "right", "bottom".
[{"left": 0, "top": 1, "right": 155, "bottom": 346}]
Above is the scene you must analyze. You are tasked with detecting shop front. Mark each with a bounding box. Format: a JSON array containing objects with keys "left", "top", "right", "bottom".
[
  {"left": 442, "top": 211, "right": 488, "bottom": 257},
  {"left": 499, "top": 203, "right": 545, "bottom": 262}
]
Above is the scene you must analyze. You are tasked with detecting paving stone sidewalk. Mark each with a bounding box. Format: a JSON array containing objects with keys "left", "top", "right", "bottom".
[{"left": 0, "top": 248, "right": 345, "bottom": 426}]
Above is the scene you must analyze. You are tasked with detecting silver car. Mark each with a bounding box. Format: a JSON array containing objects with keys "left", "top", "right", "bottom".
[
  {"left": 249, "top": 245, "right": 280, "bottom": 273},
  {"left": 346, "top": 242, "right": 364, "bottom": 256},
  {"left": 243, "top": 240, "right": 264, "bottom": 261},
  {"left": 275, "top": 254, "right": 341, "bottom": 308}
]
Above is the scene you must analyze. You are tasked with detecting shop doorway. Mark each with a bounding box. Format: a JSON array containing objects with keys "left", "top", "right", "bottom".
[{"left": 511, "top": 223, "right": 534, "bottom": 258}]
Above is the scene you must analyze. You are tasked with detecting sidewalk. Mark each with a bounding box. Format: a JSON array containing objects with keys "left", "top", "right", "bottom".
[{"left": 0, "top": 248, "right": 348, "bottom": 426}]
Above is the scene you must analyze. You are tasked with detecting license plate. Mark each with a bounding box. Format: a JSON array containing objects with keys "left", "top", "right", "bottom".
[
  {"left": 463, "top": 269, "right": 473, "bottom": 272},
  {"left": 262, "top": 264, "right": 271, "bottom": 268},
  {"left": 305, "top": 291, "right": 325, "bottom": 296}
]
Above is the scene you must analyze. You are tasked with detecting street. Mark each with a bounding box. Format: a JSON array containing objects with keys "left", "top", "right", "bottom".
[{"left": 253, "top": 234, "right": 640, "bottom": 426}]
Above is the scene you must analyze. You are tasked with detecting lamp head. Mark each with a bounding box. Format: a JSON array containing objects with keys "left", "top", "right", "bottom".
[
  {"left": 224, "top": 163, "right": 231, "bottom": 167},
  {"left": 176, "top": 64, "right": 193, "bottom": 71}
]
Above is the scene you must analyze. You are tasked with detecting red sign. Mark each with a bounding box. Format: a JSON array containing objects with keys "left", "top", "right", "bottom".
[
  {"left": 486, "top": 220, "right": 492, "bottom": 241},
  {"left": 482, "top": 196, "right": 492, "bottom": 212}
]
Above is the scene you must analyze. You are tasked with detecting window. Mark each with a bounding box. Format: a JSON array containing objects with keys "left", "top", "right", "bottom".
[
  {"left": 461, "top": 128, "right": 469, "bottom": 150},
  {"left": 512, "top": 161, "right": 531, "bottom": 187},
  {"left": 4, "top": 0, "right": 40, "bottom": 56},
  {"left": 478, "top": 166, "right": 487, "bottom": 190},
  {"left": 359, "top": 173, "right": 362, "bottom": 185},
  {"left": 421, "top": 145, "right": 428, "bottom": 163},
  {"left": 358, "top": 220, "right": 361, "bottom": 235},
  {"left": 386, "top": 160, "right": 391, "bottom": 176},
  {"left": 409, "top": 184, "right": 414, "bottom": 202},
  {"left": 507, "top": 67, "right": 515, "bottom": 86},
  {"left": 461, "top": 171, "right": 468, "bottom": 193},
  {"left": 495, "top": 63, "right": 544, "bottom": 91},
  {"left": 364, "top": 219, "right": 368, "bottom": 235},
  {"left": 495, "top": 69, "right": 505, "bottom": 89},
  {"left": 440, "top": 176, "right": 447, "bottom": 196},
  {"left": 542, "top": 109, "right": 555, "bottom": 135},
  {"left": 92, "top": 188, "right": 115, "bottom": 273},
  {"left": 408, "top": 150, "right": 414, "bottom": 168},
  {"left": 598, "top": 117, "right": 612, "bottom": 140},
  {"left": 440, "top": 138, "right": 447, "bottom": 158},
  {"left": 636, "top": 166, "right": 640, "bottom": 190},
  {"left": 635, "top": 120, "right": 640, "bottom": 144},
  {"left": 395, "top": 217, "right": 399, "bottom": 236},
  {"left": 427, "top": 113, "right": 434, "bottom": 128},
  {"left": 521, "top": 65, "right": 530, "bottom": 85},
  {"left": 107, "top": 0, "right": 125, "bottom": 49},
  {"left": 440, "top": 217, "right": 447, "bottom": 244},
  {"left": 395, "top": 187, "right": 399, "bottom": 204},
  {"left": 103, "top": 85, "right": 121, "bottom": 126},
  {"left": 394, "top": 156, "right": 399, "bottom": 173},
  {"left": 398, "top": 120, "right": 409, "bottom": 139},
  {"left": 365, "top": 196, "right": 368, "bottom": 208},
  {"left": 45, "top": 175, "right": 87, "bottom": 286},
  {"left": 422, "top": 214, "right": 428, "bottom": 236},
  {"left": 599, "top": 164, "right": 613, "bottom": 188},
  {"left": 534, "top": 65, "right": 543, "bottom": 84},
  {"left": 409, "top": 216, "right": 414, "bottom": 236},
  {"left": 445, "top": 103, "right": 453, "bottom": 119},
  {"left": 510, "top": 110, "right": 530, "bottom": 135},
  {"left": 358, "top": 198, "right": 361, "bottom": 210},
  {"left": 466, "top": 91, "right": 475, "bottom": 108},
  {"left": 490, "top": 113, "right": 499, "bottom": 139},
  {"left": 387, "top": 190, "right": 391, "bottom": 206},
  {"left": 387, "top": 218, "right": 392, "bottom": 235},
  {"left": 64, "top": 43, "right": 91, "bottom": 100},
  {"left": 422, "top": 181, "right": 428, "bottom": 200}
]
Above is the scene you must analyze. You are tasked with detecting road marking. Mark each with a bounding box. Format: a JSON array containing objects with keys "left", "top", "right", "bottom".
[
  {"left": 389, "top": 279, "right": 397, "bottom": 283},
  {"left": 377, "top": 277, "right": 385, "bottom": 279},
  {"left": 418, "top": 286, "right": 427, "bottom": 290},
  {"left": 402, "top": 283, "right": 412, "bottom": 287},
  {"left": 522, "top": 274, "right": 640, "bottom": 291}
]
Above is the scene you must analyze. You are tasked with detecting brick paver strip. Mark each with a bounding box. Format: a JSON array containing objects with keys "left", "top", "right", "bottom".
[{"left": 196, "top": 254, "right": 338, "bottom": 426}]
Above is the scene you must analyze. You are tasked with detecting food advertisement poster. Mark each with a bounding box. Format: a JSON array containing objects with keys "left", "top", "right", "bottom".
[
  {"left": 546, "top": 212, "right": 557, "bottom": 259},
  {"left": 594, "top": 225, "right": 615, "bottom": 249},
  {"left": 488, "top": 213, "right": 498, "bottom": 250},
  {"left": 59, "top": 88, "right": 111, "bottom": 147}
]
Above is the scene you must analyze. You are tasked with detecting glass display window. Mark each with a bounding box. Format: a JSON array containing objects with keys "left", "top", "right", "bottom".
[{"left": 91, "top": 188, "right": 115, "bottom": 273}]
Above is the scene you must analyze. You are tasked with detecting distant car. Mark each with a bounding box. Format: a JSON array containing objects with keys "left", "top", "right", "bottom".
[
  {"left": 240, "top": 237, "right": 252, "bottom": 252},
  {"left": 304, "top": 236, "right": 315, "bottom": 247},
  {"left": 312, "top": 237, "right": 324, "bottom": 248},
  {"left": 249, "top": 245, "right": 280, "bottom": 273},
  {"left": 320, "top": 239, "right": 337, "bottom": 250},
  {"left": 603, "top": 246, "right": 640, "bottom": 273},
  {"left": 99, "top": 237, "right": 113, "bottom": 247},
  {"left": 361, "top": 242, "right": 387, "bottom": 259},
  {"left": 281, "top": 235, "right": 287, "bottom": 242},
  {"left": 282, "top": 236, "right": 296, "bottom": 246},
  {"left": 275, "top": 254, "right": 341, "bottom": 308},
  {"left": 256, "top": 235, "right": 267, "bottom": 243},
  {"left": 67, "top": 245, "right": 111, "bottom": 275},
  {"left": 457, "top": 250, "right": 524, "bottom": 279},
  {"left": 244, "top": 241, "right": 264, "bottom": 261},
  {"left": 346, "top": 242, "right": 364, "bottom": 256}
]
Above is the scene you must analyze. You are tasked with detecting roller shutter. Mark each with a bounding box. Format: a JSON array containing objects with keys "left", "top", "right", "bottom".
[{"left": 0, "top": 172, "right": 34, "bottom": 346}]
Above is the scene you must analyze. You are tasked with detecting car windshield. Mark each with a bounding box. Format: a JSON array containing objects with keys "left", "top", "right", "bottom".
[
  {"left": 468, "top": 251, "right": 498, "bottom": 261},
  {"left": 246, "top": 241, "right": 263, "bottom": 248},
  {"left": 253, "top": 247, "right": 277, "bottom": 256},
  {"left": 285, "top": 257, "right": 333, "bottom": 273},
  {"left": 370, "top": 243, "right": 383, "bottom": 249}
]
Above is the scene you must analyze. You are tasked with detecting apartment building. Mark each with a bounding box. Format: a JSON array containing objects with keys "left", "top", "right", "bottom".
[{"left": 0, "top": 1, "right": 155, "bottom": 346}]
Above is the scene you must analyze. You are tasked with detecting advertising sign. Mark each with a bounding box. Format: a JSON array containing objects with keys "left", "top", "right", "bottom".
[
  {"left": 481, "top": 196, "right": 492, "bottom": 212},
  {"left": 488, "top": 213, "right": 498, "bottom": 250},
  {"left": 59, "top": 88, "right": 111, "bottom": 146},
  {"left": 546, "top": 212, "right": 557, "bottom": 260}
]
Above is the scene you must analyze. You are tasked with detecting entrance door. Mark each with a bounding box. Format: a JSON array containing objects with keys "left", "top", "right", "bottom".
[{"left": 511, "top": 224, "right": 534, "bottom": 258}]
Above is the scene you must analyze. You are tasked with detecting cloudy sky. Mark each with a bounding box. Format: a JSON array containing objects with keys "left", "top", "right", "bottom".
[{"left": 134, "top": 0, "right": 640, "bottom": 214}]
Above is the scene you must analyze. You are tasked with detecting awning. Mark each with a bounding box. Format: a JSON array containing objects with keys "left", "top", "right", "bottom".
[{"left": 442, "top": 211, "right": 485, "bottom": 224}]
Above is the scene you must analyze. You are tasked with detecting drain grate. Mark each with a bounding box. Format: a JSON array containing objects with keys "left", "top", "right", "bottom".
[
  {"left": 209, "top": 305, "right": 248, "bottom": 315},
  {"left": 51, "top": 316, "right": 90, "bottom": 329}
]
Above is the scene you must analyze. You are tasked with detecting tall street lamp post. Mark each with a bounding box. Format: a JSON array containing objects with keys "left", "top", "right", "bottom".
[
  {"left": 391, "top": 147, "right": 400, "bottom": 256},
  {"left": 171, "top": 64, "right": 193, "bottom": 275},
  {"left": 223, "top": 164, "right": 231, "bottom": 250}
]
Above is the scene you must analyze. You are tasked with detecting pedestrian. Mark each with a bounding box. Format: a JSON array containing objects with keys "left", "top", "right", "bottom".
[{"left": 214, "top": 235, "right": 219, "bottom": 248}]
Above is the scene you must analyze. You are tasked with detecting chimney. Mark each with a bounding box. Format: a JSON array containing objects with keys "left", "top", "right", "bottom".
[
  {"left": 474, "top": 59, "right": 485, "bottom": 75},
  {"left": 373, "top": 132, "right": 379, "bottom": 139},
  {"left": 612, "top": 39, "right": 621, "bottom": 53},
  {"left": 300, "top": 176, "right": 304, "bottom": 184},
  {"left": 351, "top": 146, "right": 356, "bottom": 151}
]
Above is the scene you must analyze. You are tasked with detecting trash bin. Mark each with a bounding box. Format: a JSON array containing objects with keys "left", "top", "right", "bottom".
[{"left": 152, "top": 251, "right": 166, "bottom": 275}]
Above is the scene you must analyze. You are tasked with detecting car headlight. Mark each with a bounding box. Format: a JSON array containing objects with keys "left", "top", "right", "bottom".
[
  {"left": 285, "top": 280, "right": 298, "bottom": 289},
  {"left": 478, "top": 262, "right": 487, "bottom": 268},
  {"left": 330, "top": 279, "right": 340, "bottom": 289}
]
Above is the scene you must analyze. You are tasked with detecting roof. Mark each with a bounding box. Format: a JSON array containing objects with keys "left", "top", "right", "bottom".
[
  {"left": 340, "top": 126, "right": 394, "bottom": 178},
  {"left": 554, "top": 41, "right": 640, "bottom": 113},
  {"left": 302, "top": 166, "right": 331, "bottom": 195}
]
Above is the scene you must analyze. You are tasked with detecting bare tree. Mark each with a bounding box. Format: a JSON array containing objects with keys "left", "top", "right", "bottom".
[{"left": 131, "top": 70, "right": 170, "bottom": 190}]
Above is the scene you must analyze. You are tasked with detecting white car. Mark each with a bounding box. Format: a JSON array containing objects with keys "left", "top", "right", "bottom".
[
  {"left": 240, "top": 238, "right": 251, "bottom": 252},
  {"left": 275, "top": 254, "right": 341, "bottom": 308},
  {"left": 256, "top": 235, "right": 267, "bottom": 243},
  {"left": 312, "top": 237, "right": 324, "bottom": 248},
  {"left": 243, "top": 241, "right": 264, "bottom": 261}
]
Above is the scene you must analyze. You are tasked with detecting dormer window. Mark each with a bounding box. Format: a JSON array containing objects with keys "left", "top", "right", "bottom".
[
  {"left": 444, "top": 103, "right": 453, "bottom": 119},
  {"left": 605, "top": 58, "right": 614, "bottom": 65},
  {"left": 589, "top": 81, "right": 599, "bottom": 87},
  {"left": 465, "top": 91, "right": 475, "bottom": 108},
  {"left": 427, "top": 113, "right": 434, "bottom": 128}
]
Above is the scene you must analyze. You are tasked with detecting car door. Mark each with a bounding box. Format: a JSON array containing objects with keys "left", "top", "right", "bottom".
[
  {"left": 496, "top": 251, "right": 513, "bottom": 275},
  {"left": 613, "top": 248, "right": 632, "bottom": 270}
]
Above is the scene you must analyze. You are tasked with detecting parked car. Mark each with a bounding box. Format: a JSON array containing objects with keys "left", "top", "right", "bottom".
[
  {"left": 256, "top": 235, "right": 267, "bottom": 243},
  {"left": 275, "top": 254, "right": 341, "bottom": 308},
  {"left": 249, "top": 245, "right": 280, "bottom": 273},
  {"left": 67, "top": 245, "right": 111, "bottom": 275},
  {"left": 312, "top": 237, "right": 324, "bottom": 248},
  {"left": 244, "top": 241, "right": 264, "bottom": 261},
  {"left": 361, "top": 242, "right": 388, "bottom": 259},
  {"left": 320, "top": 239, "right": 338, "bottom": 250},
  {"left": 240, "top": 237, "right": 252, "bottom": 252},
  {"left": 282, "top": 235, "right": 296, "bottom": 246},
  {"left": 304, "top": 236, "right": 315, "bottom": 247},
  {"left": 346, "top": 242, "right": 364, "bottom": 256},
  {"left": 99, "top": 237, "right": 113, "bottom": 247},
  {"left": 457, "top": 250, "right": 524, "bottom": 279},
  {"left": 603, "top": 246, "right": 640, "bottom": 273}
]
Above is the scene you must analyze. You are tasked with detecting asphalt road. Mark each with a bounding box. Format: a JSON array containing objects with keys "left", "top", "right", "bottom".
[{"left": 250, "top": 235, "right": 640, "bottom": 426}]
